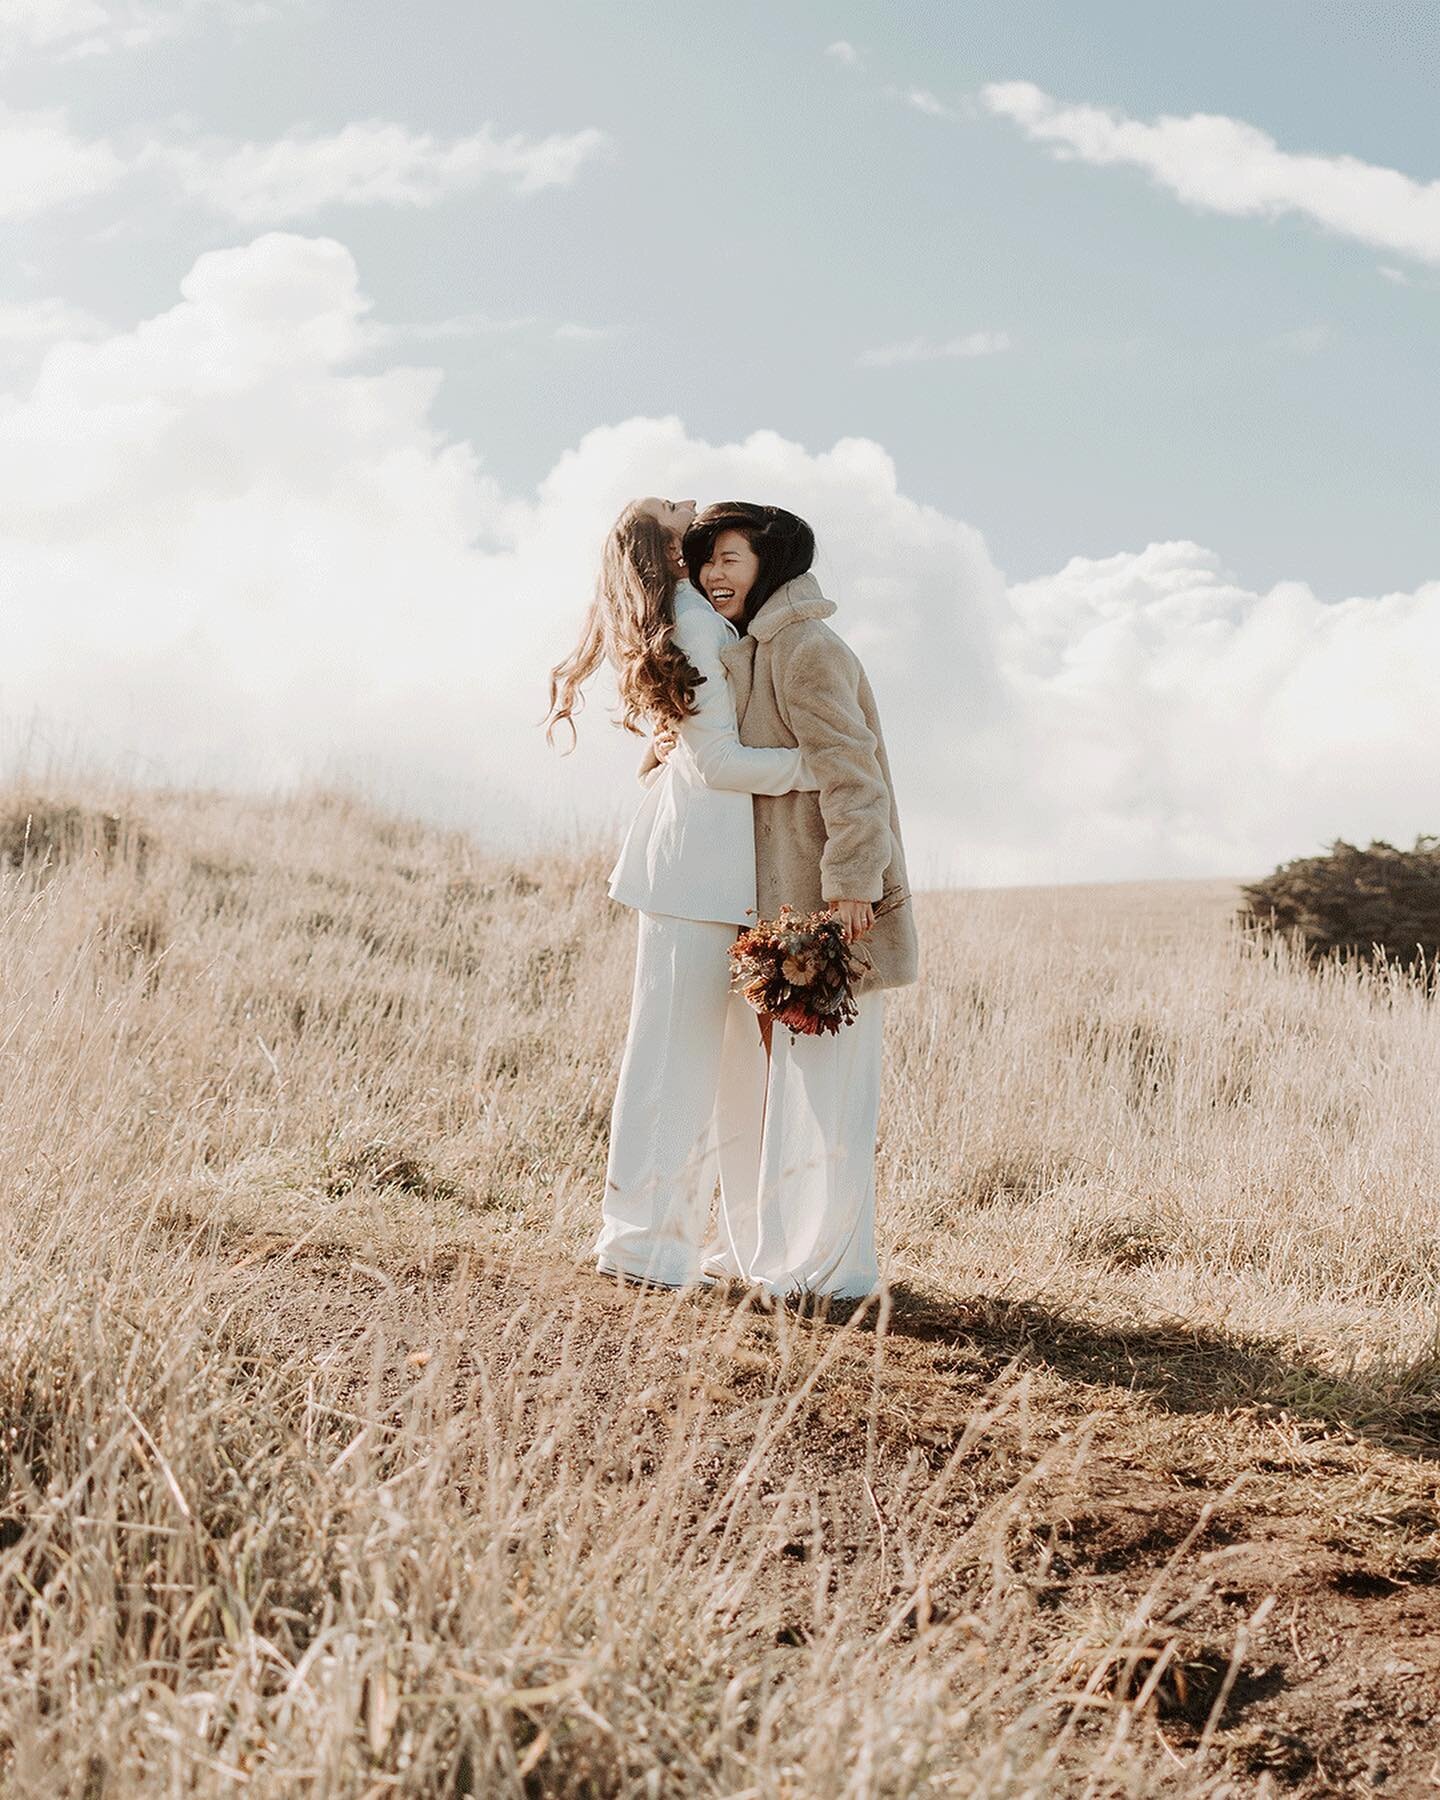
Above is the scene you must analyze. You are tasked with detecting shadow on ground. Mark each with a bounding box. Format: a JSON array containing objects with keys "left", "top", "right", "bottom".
[{"left": 870, "top": 1282, "right": 1440, "bottom": 1461}]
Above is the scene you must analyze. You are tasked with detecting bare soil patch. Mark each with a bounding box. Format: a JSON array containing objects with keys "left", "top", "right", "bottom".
[{"left": 221, "top": 1235, "right": 1440, "bottom": 1795}]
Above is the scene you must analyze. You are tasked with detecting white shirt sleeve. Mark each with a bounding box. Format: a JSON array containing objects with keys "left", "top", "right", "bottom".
[{"left": 672, "top": 609, "right": 817, "bottom": 796}]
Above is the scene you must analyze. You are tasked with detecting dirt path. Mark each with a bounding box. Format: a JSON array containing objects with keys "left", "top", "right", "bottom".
[{"left": 218, "top": 1234, "right": 1440, "bottom": 1795}]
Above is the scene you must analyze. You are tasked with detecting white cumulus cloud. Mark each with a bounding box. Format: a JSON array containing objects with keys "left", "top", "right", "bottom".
[
  {"left": 1000, "top": 543, "right": 1440, "bottom": 880},
  {"left": 4, "top": 232, "right": 1440, "bottom": 889},
  {"left": 824, "top": 39, "right": 860, "bottom": 67},
  {"left": 858, "top": 330, "right": 1011, "bottom": 368},
  {"left": 0, "top": 294, "right": 107, "bottom": 378},
  {"left": 0, "top": 0, "right": 107, "bottom": 50},
  {"left": 982, "top": 80, "right": 1440, "bottom": 268},
  {"left": 892, "top": 86, "right": 952, "bottom": 119},
  {"left": 0, "top": 107, "right": 606, "bottom": 225},
  {"left": 153, "top": 119, "right": 609, "bottom": 221},
  {"left": 0, "top": 106, "right": 126, "bottom": 218},
  {"left": 0, "top": 294, "right": 106, "bottom": 346},
  {"left": 0, "top": 0, "right": 281, "bottom": 58}
]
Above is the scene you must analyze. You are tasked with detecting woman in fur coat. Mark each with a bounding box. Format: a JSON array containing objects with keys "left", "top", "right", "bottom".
[
  {"left": 662, "top": 502, "right": 919, "bottom": 1300},
  {"left": 546, "top": 496, "right": 819, "bottom": 1290}
]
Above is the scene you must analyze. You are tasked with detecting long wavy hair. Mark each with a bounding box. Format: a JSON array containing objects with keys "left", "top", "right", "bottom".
[
  {"left": 545, "top": 502, "right": 704, "bottom": 750},
  {"left": 683, "top": 502, "right": 816, "bottom": 630}
]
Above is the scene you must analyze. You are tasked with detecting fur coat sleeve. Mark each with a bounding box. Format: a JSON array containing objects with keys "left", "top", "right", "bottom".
[{"left": 769, "top": 623, "right": 894, "bottom": 903}]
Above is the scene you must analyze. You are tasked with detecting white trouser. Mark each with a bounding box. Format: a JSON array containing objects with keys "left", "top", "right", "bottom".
[
  {"left": 594, "top": 911, "right": 743, "bottom": 1286},
  {"left": 710, "top": 989, "right": 885, "bottom": 1301},
  {"left": 595, "top": 909, "right": 885, "bottom": 1299}
]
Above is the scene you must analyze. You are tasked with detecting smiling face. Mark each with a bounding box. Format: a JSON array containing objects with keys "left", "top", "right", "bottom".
[
  {"left": 636, "top": 496, "right": 697, "bottom": 575},
  {"left": 698, "top": 529, "right": 760, "bottom": 623}
]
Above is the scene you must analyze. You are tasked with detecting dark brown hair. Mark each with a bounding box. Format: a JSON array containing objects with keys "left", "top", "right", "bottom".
[
  {"left": 682, "top": 503, "right": 816, "bottom": 629},
  {"left": 545, "top": 502, "right": 703, "bottom": 750}
]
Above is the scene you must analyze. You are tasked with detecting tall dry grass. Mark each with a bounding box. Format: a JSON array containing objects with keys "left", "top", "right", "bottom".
[{"left": 2, "top": 776, "right": 1438, "bottom": 1794}]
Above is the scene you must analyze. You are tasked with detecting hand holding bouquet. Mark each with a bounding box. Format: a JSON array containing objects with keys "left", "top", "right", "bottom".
[{"left": 728, "top": 891, "right": 909, "bottom": 1038}]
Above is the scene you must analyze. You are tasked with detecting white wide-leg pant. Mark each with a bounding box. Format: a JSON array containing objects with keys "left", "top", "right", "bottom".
[
  {"left": 711, "top": 989, "right": 886, "bottom": 1301},
  {"left": 595, "top": 909, "right": 886, "bottom": 1300},
  {"left": 594, "top": 911, "right": 741, "bottom": 1287}
]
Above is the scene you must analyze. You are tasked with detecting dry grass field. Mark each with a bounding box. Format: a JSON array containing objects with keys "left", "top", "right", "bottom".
[{"left": 4, "top": 777, "right": 1440, "bottom": 1797}]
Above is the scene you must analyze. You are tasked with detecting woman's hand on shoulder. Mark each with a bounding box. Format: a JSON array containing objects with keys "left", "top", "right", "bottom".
[{"left": 653, "top": 723, "right": 678, "bottom": 763}]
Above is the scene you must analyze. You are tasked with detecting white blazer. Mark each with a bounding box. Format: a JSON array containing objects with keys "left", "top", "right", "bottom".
[{"left": 608, "top": 584, "right": 816, "bottom": 926}]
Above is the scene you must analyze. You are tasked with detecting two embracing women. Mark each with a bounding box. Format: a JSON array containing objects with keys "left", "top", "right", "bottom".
[{"left": 546, "top": 498, "right": 918, "bottom": 1302}]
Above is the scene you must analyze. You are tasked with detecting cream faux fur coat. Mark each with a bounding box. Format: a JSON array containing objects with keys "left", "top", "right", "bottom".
[{"left": 718, "top": 573, "right": 919, "bottom": 993}]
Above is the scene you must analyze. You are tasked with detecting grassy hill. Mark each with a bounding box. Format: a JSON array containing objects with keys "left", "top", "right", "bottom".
[{"left": 2, "top": 780, "right": 1439, "bottom": 1796}]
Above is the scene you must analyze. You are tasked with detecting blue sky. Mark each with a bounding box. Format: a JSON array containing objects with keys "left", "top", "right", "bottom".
[
  {"left": 4, "top": 0, "right": 1440, "bottom": 883},
  {"left": 20, "top": 0, "right": 1436, "bottom": 597}
]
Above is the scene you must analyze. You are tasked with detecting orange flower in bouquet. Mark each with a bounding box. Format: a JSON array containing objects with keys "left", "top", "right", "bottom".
[{"left": 728, "top": 890, "right": 909, "bottom": 1038}]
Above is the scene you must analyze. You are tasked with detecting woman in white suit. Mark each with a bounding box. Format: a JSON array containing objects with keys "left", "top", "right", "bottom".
[{"left": 546, "top": 496, "right": 817, "bottom": 1288}]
